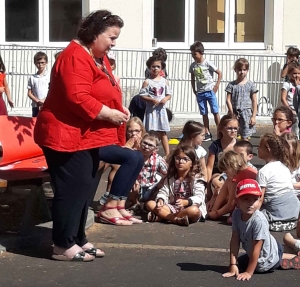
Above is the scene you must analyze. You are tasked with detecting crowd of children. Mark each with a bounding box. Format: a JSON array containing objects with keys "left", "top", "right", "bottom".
[{"left": 2, "top": 43, "right": 300, "bottom": 278}]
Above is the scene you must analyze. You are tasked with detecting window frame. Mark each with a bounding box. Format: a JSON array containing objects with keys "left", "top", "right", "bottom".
[
  {"left": 0, "top": 0, "right": 85, "bottom": 47},
  {"left": 154, "top": 0, "right": 268, "bottom": 50}
]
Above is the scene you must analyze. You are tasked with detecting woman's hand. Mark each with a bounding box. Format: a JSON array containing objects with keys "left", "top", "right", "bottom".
[
  {"left": 122, "top": 106, "right": 130, "bottom": 119},
  {"left": 222, "top": 265, "right": 239, "bottom": 278},
  {"left": 109, "top": 109, "right": 129, "bottom": 125}
]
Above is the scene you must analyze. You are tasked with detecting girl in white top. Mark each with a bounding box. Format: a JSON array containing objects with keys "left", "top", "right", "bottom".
[
  {"left": 257, "top": 133, "right": 299, "bottom": 231},
  {"left": 179, "top": 120, "right": 207, "bottom": 181},
  {"left": 146, "top": 145, "right": 207, "bottom": 226}
]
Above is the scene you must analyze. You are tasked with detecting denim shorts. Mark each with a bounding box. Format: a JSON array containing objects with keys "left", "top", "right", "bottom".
[{"left": 196, "top": 90, "right": 219, "bottom": 115}]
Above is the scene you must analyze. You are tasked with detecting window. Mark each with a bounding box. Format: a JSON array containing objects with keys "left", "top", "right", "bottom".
[
  {"left": 154, "top": 0, "right": 266, "bottom": 49},
  {"left": 5, "top": 0, "right": 39, "bottom": 42},
  {"left": 1, "top": 0, "right": 82, "bottom": 45}
]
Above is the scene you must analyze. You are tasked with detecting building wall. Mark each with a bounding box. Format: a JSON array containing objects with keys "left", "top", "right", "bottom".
[
  {"left": 282, "top": 0, "right": 300, "bottom": 51},
  {"left": 87, "top": 0, "right": 152, "bottom": 49}
]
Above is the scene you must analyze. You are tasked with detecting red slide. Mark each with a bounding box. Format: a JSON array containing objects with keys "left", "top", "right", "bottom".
[{"left": 0, "top": 116, "right": 47, "bottom": 171}]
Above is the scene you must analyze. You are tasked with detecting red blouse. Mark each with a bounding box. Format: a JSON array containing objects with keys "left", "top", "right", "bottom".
[{"left": 34, "top": 41, "right": 126, "bottom": 151}]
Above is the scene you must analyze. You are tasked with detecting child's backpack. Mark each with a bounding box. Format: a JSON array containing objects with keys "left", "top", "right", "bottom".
[{"left": 257, "top": 96, "right": 273, "bottom": 116}]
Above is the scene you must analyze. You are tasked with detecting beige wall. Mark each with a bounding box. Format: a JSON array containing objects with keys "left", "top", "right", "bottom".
[
  {"left": 282, "top": 0, "right": 300, "bottom": 52},
  {"left": 86, "top": 0, "right": 152, "bottom": 49}
]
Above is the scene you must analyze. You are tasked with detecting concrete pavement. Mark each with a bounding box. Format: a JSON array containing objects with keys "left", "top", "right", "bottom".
[{"left": 2, "top": 124, "right": 300, "bottom": 287}]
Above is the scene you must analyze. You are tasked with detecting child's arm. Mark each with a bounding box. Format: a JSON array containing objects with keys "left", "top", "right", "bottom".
[
  {"left": 281, "top": 63, "right": 289, "bottom": 79},
  {"left": 28, "top": 89, "right": 43, "bottom": 106},
  {"left": 250, "top": 92, "right": 257, "bottom": 126},
  {"left": 222, "top": 230, "right": 240, "bottom": 278},
  {"left": 280, "top": 84, "right": 290, "bottom": 108},
  {"left": 206, "top": 151, "right": 215, "bottom": 183},
  {"left": 160, "top": 79, "right": 172, "bottom": 105},
  {"left": 236, "top": 240, "right": 263, "bottom": 281},
  {"left": 213, "top": 69, "right": 222, "bottom": 93},
  {"left": 139, "top": 80, "right": 160, "bottom": 107},
  {"left": 258, "top": 187, "right": 266, "bottom": 209},
  {"left": 226, "top": 92, "right": 233, "bottom": 115},
  {"left": 190, "top": 72, "right": 197, "bottom": 95},
  {"left": 199, "top": 157, "right": 207, "bottom": 181},
  {"left": 3, "top": 77, "right": 13, "bottom": 108}
]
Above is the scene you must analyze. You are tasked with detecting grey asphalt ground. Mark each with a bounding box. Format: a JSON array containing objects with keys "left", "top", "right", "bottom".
[{"left": 1, "top": 125, "right": 300, "bottom": 287}]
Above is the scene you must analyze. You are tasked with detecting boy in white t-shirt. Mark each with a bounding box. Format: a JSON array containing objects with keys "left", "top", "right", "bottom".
[{"left": 27, "top": 51, "right": 50, "bottom": 117}]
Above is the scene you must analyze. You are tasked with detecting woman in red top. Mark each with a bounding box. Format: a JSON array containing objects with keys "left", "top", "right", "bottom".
[{"left": 34, "top": 10, "right": 143, "bottom": 262}]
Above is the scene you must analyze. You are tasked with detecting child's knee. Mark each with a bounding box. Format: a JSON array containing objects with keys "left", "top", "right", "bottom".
[
  {"left": 187, "top": 206, "right": 201, "bottom": 222},
  {"left": 145, "top": 200, "right": 156, "bottom": 210}
]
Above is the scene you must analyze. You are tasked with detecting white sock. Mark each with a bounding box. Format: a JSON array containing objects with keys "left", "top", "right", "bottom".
[{"left": 294, "top": 239, "right": 300, "bottom": 251}]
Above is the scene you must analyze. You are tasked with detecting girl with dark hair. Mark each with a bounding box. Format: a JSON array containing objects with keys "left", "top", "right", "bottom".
[
  {"left": 272, "top": 105, "right": 296, "bottom": 136},
  {"left": 139, "top": 56, "right": 172, "bottom": 156},
  {"left": 0, "top": 55, "right": 14, "bottom": 115},
  {"left": 146, "top": 145, "right": 207, "bottom": 226}
]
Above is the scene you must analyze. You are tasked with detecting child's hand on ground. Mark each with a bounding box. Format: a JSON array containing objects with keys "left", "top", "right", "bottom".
[
  {"left": 236, "top": 272, "right": 252, "bottom": 281},
  {"left": 249, "top": 116, "right": 256, "bottom": 126},
  {"left": 8, "top": 100, "right": 14, "bottom": 108},
  {"left": 222, "top": 265, "right": 239, "bottom": 278}
]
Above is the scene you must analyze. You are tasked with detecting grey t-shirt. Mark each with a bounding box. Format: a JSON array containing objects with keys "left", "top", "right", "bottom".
[
  {"left": 189, "top": 59, "right": 217, "bottom": 93},
  {"left": 232, "top": 209, "right": 279, "bottom": 272}
]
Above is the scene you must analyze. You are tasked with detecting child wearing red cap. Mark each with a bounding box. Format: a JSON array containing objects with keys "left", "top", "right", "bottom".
[{"left": 223, "top": 179, "right": 300, "bottom": 281}]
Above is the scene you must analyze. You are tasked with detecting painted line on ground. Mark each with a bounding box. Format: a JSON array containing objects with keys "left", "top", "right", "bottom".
[{"left": 93, "top": 242, "right": 230, "bottom": 253}]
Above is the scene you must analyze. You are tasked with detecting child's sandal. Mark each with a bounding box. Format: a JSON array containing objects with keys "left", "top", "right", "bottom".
[
  {"left": 175, "top": 215, "right": 189, "bottom": 227},
  {"left": 281, "top": 255, "right": 300, "bottom": 269},
  {"left": 147, "top": 212, "right": 159, "bottom": 222}
]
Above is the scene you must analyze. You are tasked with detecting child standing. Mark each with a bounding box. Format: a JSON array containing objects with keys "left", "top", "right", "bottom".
[
  {"left": 280, "top": 62, "right": 300, "bottom": 137},
  {"left": 139, "top": 56, "right": 172, "bottom": 156},
  {"left": 223, "top": 179, "right": 300, "bottom": 282},
  {"left": 226, "top": 58, "right": 258, "bottom": 140},
  {"left": 257, "top": 133, "right": 300, "bottom": 231},
  {"left": 146, "top": 145, "right": 206, "bottom": 226},
  {"left": 27, "top": 52, "right": 50, "bottom": 117},
  {"left": 145, "top": 47, "right": 168, "bottom": 79},
  {"left": 180, "top": 120, "right": 207, "bottom": 181},
  {"left": 272, "top": 106, "right": 295, "bottom": 136},
  {"left": 281, "top": 46, "right": 300, "bottom": 81},
  {"left": 189, "top": 41, "right": 222, "bottom": 141},
  {"left": 0, "top": 55, "right": 14, "bottom": 115},
  {"left": 128, "top": 133, "right": 168, "bottom": 208}
]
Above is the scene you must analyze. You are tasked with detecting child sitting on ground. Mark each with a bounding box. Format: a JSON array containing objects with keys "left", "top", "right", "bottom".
[
  {"left": 281, "top": 132, "right": 300, "bottom": 199},
  {"left": 127, "top": 133, "right": 168, "bottom": 210},
  {"left": 257, "top": 133, "right": 300, "bottom": 231},
  {"left": 223, "top": 179, "right": 300, "bottom": 282},
  {"left": 206, "top": 115, "right": 239, "bottom": 202},
  {"left": 146, "top": 145, "right": 206, "bottom": 226},
  {"left": 272, "top": 106, "right": 295, "bottom": 136},
  {"left": 207, "top": 151, "right": 257, "bottom": 220},
  {"left": 233, "top": 140, "right": 257, "bottom": 170},
  {"left": 179, "top": 120, "right": 207, "bottom": 181}
]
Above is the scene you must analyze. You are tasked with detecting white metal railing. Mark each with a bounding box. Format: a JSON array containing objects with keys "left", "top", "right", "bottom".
[{"left": 0, "top": 44, "right": 286, "bottom": 116}]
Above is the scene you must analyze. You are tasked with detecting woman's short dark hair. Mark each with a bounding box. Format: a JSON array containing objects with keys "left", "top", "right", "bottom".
[{"left": 77, "top": 10, "right": 124, "bottom": 45}]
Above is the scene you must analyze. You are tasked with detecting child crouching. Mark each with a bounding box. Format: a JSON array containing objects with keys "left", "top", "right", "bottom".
[
  {"left": 223, "top": 179, "right": 300, "bottom": 282},
  {"left": 146, "top": 145, "right": 206, "bottom": 226}
]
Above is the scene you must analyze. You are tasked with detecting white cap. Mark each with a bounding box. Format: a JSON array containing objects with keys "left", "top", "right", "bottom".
[{"left": 107, "top": 51, "right": 115, "bottom": 60}]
